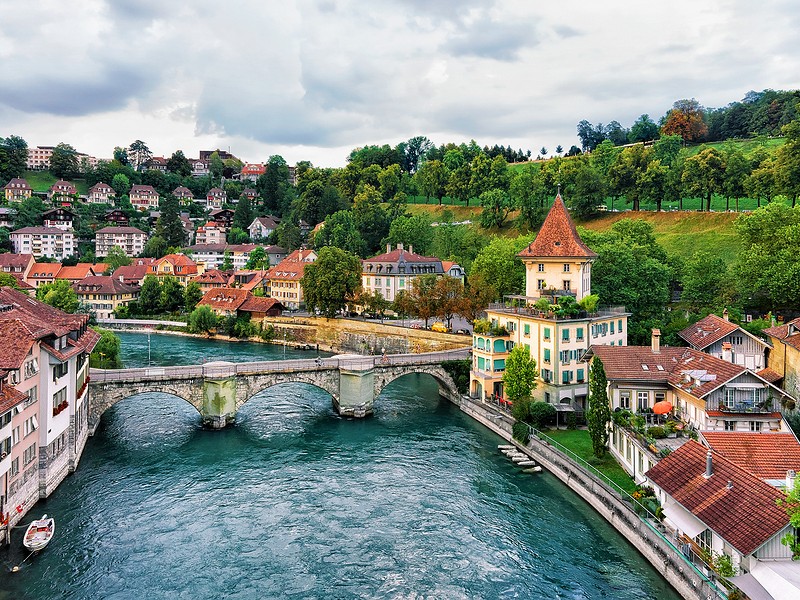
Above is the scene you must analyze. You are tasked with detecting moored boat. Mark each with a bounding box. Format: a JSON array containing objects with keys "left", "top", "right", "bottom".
[{"left": 23, "top": 514, "right": 55, "bottom": 552}]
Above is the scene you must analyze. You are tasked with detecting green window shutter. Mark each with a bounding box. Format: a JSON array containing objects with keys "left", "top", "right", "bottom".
[{"left": 544, "top": 348, "right": 551, "bottom": 362}]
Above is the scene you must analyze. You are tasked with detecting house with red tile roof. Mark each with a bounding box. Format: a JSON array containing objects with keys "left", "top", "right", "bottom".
[
  {"left": 55, "top": 263, "right": 105, "bottom": 283},
  {"left": 470, "top": 194, "right": 628, "bottom": 409},
  {"left": 645, "top": 440, "right": 798, "bottom": 597},
  {"left": 764, "top": 317, "right": 800, "bottom": 402},
  {"left": 700, "top": 431, "right": 800, "bottom": 486},
  {"left": 361, "top": 243, "right": 443, "bottom": 303},
  {"left": 265, "top": 249, "right": 317, "bottom": 309},
  {"left": 87, "top": 182, "right": 115, "bottom": 204},
  {"left": 25, "top": 262, "right": 63, "bottom": 288},
  {"left": 248, "top": 216, "right": 281, "bottom": 241},
  {"left": 195, "top": 221, "right": 226, "bottom": 245},
  {"left": 148, "top": 253, "right": 201, "bottom": 285},
  {"left": 129, "top": 184, "right": 160, "bottom": 210},
  {"left": 0, "top": 253, "right": 35, "bottom": 280},
  {"left": 206, "top": 187, "right": 226, "bottom": 210},
  {"left": 194, "top": 269, "right": 233, "bottom": 294},
  {"left": 47, "top": 180, "right": 77, "bottom": 204},
  {"left": 240, "top": 163, "right": 266, "bottom": 182},
  {"left": 3, "top": 177, "right": 32, "bottom": 203},
  {"left": 0, "top": 287, "right": 99, "bottom": 528},
  {"left": 95, "top": 226, "right": 148, "bottom": 258},
  {"left": 678, "top": 311, "right": 768, "bottom": 370},
  {"left": 73, "top": 276, "right": 139, "bottom": 319},
  {"left": 198, "top": 287, "right": 283, "bottom": 320},
  {"left": 172, "top": 186, "right": 194, "bottom": 205},
  {"left": 114, "top": 258, "right": 156, "bottom": 286}
]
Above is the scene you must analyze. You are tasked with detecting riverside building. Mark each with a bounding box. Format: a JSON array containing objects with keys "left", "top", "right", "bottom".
[{"left": 469, "top": 194, "right": 629, "bottom": 410}]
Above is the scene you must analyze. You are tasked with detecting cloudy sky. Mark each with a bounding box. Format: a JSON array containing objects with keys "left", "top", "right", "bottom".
[{"left": 1, "top": 0, "right": 798, "bottom": 167}]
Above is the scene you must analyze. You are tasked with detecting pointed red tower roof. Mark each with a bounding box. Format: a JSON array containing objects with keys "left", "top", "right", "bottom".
[{"left": 518, "top": 194, "right": 597, "bottom": 259}]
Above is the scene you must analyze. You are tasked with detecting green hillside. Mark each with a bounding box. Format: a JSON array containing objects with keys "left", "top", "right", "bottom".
[{"left": 24, "top": 170, "right": 89, "bottom": 195}]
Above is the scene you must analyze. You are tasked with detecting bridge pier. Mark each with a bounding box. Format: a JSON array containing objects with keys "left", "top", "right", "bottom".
[
  {"left": 335, "top": 366, "right": 375, "bottom": 418},
  {"left": 202, "top": 377, "right": 238, "bottom": 429}
]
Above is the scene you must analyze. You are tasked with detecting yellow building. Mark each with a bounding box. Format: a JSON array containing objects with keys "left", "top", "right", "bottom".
[
  {"left": 266, "top": 249, "right": 317, "bottom": 309},
  {"left": 763, "top": 317, "right": 800, "bottom": 402},
  {"left": 72, "top": 276, "right": 139, "bottom": 320},
  {"left": 470, "top": 194, "right": 629, "bottom": 409}
]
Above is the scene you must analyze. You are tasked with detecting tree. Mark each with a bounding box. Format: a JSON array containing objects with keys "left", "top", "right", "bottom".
[
  {"left": 209, "top": 151, "right": 224, "bottom": 180},
  {"left": 384, "top": 214, "right": 433, "bottom": 256},
  {"left": 628, "top": 114, "right": 660, "bottom": 143},
  {"left": 432, "top": 276, "right": 463, "bottom": 329},
  {"left": 128, "top": 140, "right": 153, "bottom": 172},
  {"left": 409, "top": 273, "right": 440, "bottom": 327},
  {"left": 189, "top": 305, "right": 218, "bottom": 334},
  {"left": 0, "top": 135, "right": 28, "bottom": 180},
  {"left": 469, "top": 236, "right": 528, "bottom": 300},
  {"left": 457, "top": 273, "right": 496, "bottom": 323},
  {"left": 36, "top": 280, "right": 79, "bottom": 313},
  {"left": 221, "top": 250, "right": 233, "bottom": 271},
  {"left": 138, "top": 275, "right": 162, "bottom": 313},
  {"left": 314, "top": 210, "right": 366, "bottom": 256},
  {"left": 776, "top": 120, "right": 800, "bottom": 207},
  {"left": 104, "top": 246, "right": 131, "bottom": 272},
  {"left": 377, "top": 164, "right": 401, "bottom": 201},
  {"left": 232, "top": 194, "right": 253, "bottom": 231},
  {"left": 160, "top": 275, "right": 184, "bottom": 313},
  {"left": 586, "top": 357, "right": 611, "bottom": 458},
  {"left": 608, "top": 144, "right": 653, "bottom": 211},
  {"left": 113, "top": 147, "right": 129, "bottom": 165},
  {"left": 245, "top": 246, "right": 269, "bottom": 269},
  {"left": 258, "top": 155, "right": 290, "bottom": 213},
  {"left": 567, "top": 158, "right": 606, "bottom": 218},
  {"left": 14, "top": 195, "right": 48, "bottom": 228},
  {"left": 392, "top": 290, "right": 415, "bottom": 322},
  {"left": 511, "top": 164, "right": 547, "bottom": 229},
  {"left": 166, "top": 150, "right": 192, "bottom": 177},
  {"left": 555, "top": 145, "right": 563, "bottom": 155},
  {"left": 352, "top": 185, "right": 389, "bottom": 254},
  {"left": 401, "top": 135, "right": 433, "bottom": 173},
  {"left": 50, "top": 142, "right": 79, "bottom": 179},
  {"left": 184, "top": 281, "right": 203, "bottom": 312},
  {"left": 661, "top": 98, "right": 708, "bottom": 142},
  {"left": 156, "top": 194, "right": 186, "bottom": 248},
  {"left": 721, "top": 146, "right": 750, "bottom": 211},
  {"left": 143, "top": 235, "right": 167, "bottom": 258},
  {"left": 111, "top": 173, "right": 131, "bottom": 196},
  {"left": 681, "top": 251, "right": 728, "bottom": 310},
  {"left": 89, "top": 327, "right": 122, "bottom": 368},
  {"left": 540, "top": 147, "right": 548, "bottom": 157},
  {"left": 0, "top": 273, "right": 24, "bottom": 290},
  {"left": 301, "top": 247, "right": 361, "bottom": 317},
  {"left": 478, "top": 189, "right": 512, "bottom": 228},
  {"left": 682, "top": 147, "right": 725, "bottom": 211},
  {"left": 415, "top": 159, "right": 447, "bottom": 204},
  {"left": 502, "top": 346, "right": 538, "bottom": 405},
  {"left": 227, "top": 227, "right": 249, "bottom": 245}
]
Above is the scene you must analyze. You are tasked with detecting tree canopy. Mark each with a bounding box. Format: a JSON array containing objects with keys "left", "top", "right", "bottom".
[{"left": 301, "top": 247, "right": 362, "bottom": 318}]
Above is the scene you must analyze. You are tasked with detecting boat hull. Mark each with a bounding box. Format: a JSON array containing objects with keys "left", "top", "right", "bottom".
[{"left": 23, "top": 516, "right": 55, "bottom": 552}]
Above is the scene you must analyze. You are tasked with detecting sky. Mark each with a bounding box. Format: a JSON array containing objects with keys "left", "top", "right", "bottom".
[{"left": 1, "top": 0, "right": 799, "bottom": 168}]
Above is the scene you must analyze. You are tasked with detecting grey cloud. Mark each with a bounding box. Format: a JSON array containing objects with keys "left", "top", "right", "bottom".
[
  {"left": 443, "top": 20, "right": 538, "bottom": 61},
  {"left": 553, "top": 25, "right": 581, "bottom": 39}
]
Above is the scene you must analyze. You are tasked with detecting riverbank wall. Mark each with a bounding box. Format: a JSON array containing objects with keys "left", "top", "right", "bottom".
[
  {"left": 449, "top": 394, "right": 723, "bottom": 600},
  {"left": 99, "top": 317, "right": 469, "bottom": 355}
]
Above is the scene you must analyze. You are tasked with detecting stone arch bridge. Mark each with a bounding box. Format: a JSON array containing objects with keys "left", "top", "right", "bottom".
[{"left": 87, "top": 349, "right": 470, "bottom": 432}]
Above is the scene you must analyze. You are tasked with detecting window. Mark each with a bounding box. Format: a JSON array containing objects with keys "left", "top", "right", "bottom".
[
  {"left": 724, "top": 421, "right": 735, "bottom": 431},
  {"left": 724, "top": 388, "right": 735, "bottom": 408},
  {"left": 563, "top": 263, "right": 570, "bottom": 273},
  {"left": 562, "top": 329, "right": 570, "bottom": 341},
  {"left": 538, "top": 263, "right": 545, "bottom": 272},
  {"left": 610, "top": 322, "right": 615, "bottom": 334},
  {"left": 576, "top": 327, "right": 584, "bottom": 341},
  {"left": 618, "top": 319, "right": 623, "bottom": 332},
  {"left": 563, "top": 280, "right": 571, "bottom": 291},
  {"left": 637, "top": 391, "right": 649, "bottom": 412},
  {"left": 53, "top": 387, "right": 67, "bottom": 410},
  {"left": 542, "top": 370, "right": 552, "bottom": 383},
  {"left": 544, "top": 348, "right": 551, "bottom": 363},
  {"left": 620, "top": 393, "right": 631, "bottom": 410},
  {"left": 10, "top": 457, "right": 19, "bottom": 477},
  {"left": 695, "top": 529, "right": 712, "bottom": 552},
  {"left": 523, "top": 324, "right": 530, "bottom": 335},
  {"left": 544, "top": 392, "right": 551, "bottom": 403},
  {"left": 23, "top": 443, "right": 36, "bottom": 466},
  {"left": 543, "top": 327, "right": 551, "bottom": 341},
  {"left": 537, "top": 279, "right": 546, "bottom": 290},
  {"left": 750, "top": 421, "right": 762, "bottom": 432},
  {"left": 560, "top": 350, "right": 570, "bottom": 363},
  {"left": 53, "top": 362, "right": 68, "bottom": 381},
  {"left": 23, "top": 415, "right": 38, "bottom": 437},
  {"left": 577, "top": 368, "right": 585, "bottom": 382},
  {"left": 562, "top": 370, "right": 571, "bottom": 384}
]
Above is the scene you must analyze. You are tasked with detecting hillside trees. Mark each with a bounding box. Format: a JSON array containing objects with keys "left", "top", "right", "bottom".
[
  {"left": 301, "top": 247, "right": 361, "bottom": 318},
  {"left": 50, "top": 142, "right": 79, "bottom": 179},
  {"left": 586, "top": 357, "right": 611, "bottom": 457},
  {"left": 681, "top": 147, "right": 725, "bottom": 211},
  {"left": 128, "top": 140, "right": 153, "bottom": 172},
  {"left": 0, "top": 134, "right": 28, "bottom": 181},
  {"left": 660, "top": 98, "right": 708, "bottom": 142}
]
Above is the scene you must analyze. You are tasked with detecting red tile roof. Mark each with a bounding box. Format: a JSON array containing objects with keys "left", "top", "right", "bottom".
[
  {"left": 705, "top": 410, "right": 782, "bottom": 419},
  {"left": 73, "top": 276, "right": 139, "bottom": 295},
  {"left": 4, "top": 177, "right": 32, "bottom": 191},
  {"left": 114, "top": 261, "right": 155, "bottom": 284},
  {"left": 646, "top": 440, "right": 788, "bottom": 555},
  {"left": 0, "top": 319, "right": 36, "bottom": 369},
  {"left": 28, "top": 263, "right": 63, "bottom": 279},
  {"left": 701, "top": 432, "right": 800, "bottom": 480},
  {"left": 267, "top": 250, "right": 317, "bottom": 281},
  {"left": 0, "top": 286, "right": 90, "bottom": 338},
  {"left": 518, "top": 194, "right": 597, "bottom": 259},
  {"left": 364, "top": 248, "right": 439, "bottom": 264},
  {"left": 0, "top": 379, "right": 26, "bottom": 413},
  {"left": 0, "top": 253, "right": 35, "bottom": 271},
  {"left": 756, "top": 367, "right": 782, "bottom": 384},
  {"left": 57, "top": 264, "right": 98, "bottom": 281},
  {"left": 199, "top": 287, "right": 250, "bottom": 311},
  {"left": 764, "top": 317, "right": 800, "bottom": 351},
  {"left": 239, "top": 296, "right": 282, "bottom": 313},
  {"left": 678, "top": 314, "right": 743, "bottom": 349}
]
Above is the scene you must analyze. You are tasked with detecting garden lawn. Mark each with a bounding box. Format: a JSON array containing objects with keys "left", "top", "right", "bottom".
[{"left": 540, "top": 428, "right": 637, "bottom": 495}]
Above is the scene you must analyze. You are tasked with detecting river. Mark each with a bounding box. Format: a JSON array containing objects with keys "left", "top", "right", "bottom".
[{"left": 1, "top": 332, "right": 679, "bottom": 599}]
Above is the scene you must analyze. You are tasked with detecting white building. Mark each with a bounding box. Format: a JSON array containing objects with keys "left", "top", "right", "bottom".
[
  {"left": 11, "top": 227, "right": 75, "bottom": 260},
  {"left": 95, "top": 226, "right": 148, "bottom": 258}
]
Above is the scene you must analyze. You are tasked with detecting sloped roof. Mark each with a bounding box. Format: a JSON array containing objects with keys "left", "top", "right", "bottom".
[
  {"left": 0, "top": 254, "right": 35, "bottom": 270},
  {"left": 96, "top": 226, "right": 146, "bottom": 235},
  {"left": 89, "top": 182, "right": 113, "bottom": 192},
  {"left": 57, "top": 264, "right": 98, "bottom": 281},
  {"left": 73, "top": 276, "right": 139, "bottom": 295},
  {"left": 0, "top": 378, "right": 27, "bottom": 412},
  {"left": 518, "top": 193, "right": 597, "bottom": 259},
  {"left": 12, "top": 226, "right": 72, "bottom": 235},
  {"left": 764, "top": 317, "right": 800, "bottom": 351},
  {"left": 701, "top": 431, "right": 800, "bottom": 481},
  {"left": 0, "top": 319, "right": 37, "bottom": 369},
  {"left": 239, "top": 296, "right": 282, "bottom": 313},
  {"left": 0, "top": 286, "right": 89, "bottom": 338},
  {"left": 4, "top": 177, "right": 31, "bottom": 190},
  {"left": 756, "top": 367, "right": 782, "bottom": 384},
  {"left": 28, "top": 262, "right": 63, "bottom": 278},
  {"left": 646, "top": 440, "right": 788, "bottom": 555},
  {"left": 130, "top": 184, "right": 158, "bottom": 194},
  {"left": 267, "top": 249, "right": 317, "bottom": 281},
  {"left": 199, "top": 287, "right": 250, "bottom": 311},
  {"left": 677, "top": 314, "right": 762, "bottom": 350},
  {"left": 364, "top": 248, "right": 439, "bottom": 264}
]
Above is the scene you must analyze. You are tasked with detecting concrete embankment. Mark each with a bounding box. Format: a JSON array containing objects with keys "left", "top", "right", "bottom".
[{"left": 449, "top": 394, "right": 723, "bottom": 600}]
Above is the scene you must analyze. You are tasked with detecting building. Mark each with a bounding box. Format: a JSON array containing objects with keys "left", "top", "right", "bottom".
[
  {"left": 240, "top": 163, "right": 266, "bottom": 182},
  {"left": 114, "top": 258, "right": 156, "bottom": 286},
  {"left": 104, "top": 209, "right": 129, "bottom": 227},
  {"left": 188, "top": 244, "right": 285, "bottom": 271},
  {"left": 129, "top": 184, "right": 160, "bottom": 210},
  {"left": 700, "top": 431, "right": 800, "bottom": 487},
  {"left": 195, "top": 221, "right": 227, "bottom": 246},
  {"left": 26, "top": 146, "right": 55, "bottom": 170},
  {"left": 678, "top": 312, "right": 768, "bottom": 371},
  {"left": 198, "top": 287, "right": 283, "bottom": 320},
  {"left": 240, "top": 188, "right": 258, "bottom": 202},
  {"left": 87, "top": 182, "right": 115, "bottom": 204},
  {"left": 209, "top": 209, "right": 234, "bottom": 230},
  {"left": 56, "top": 263, "right": 107, "bottom": 283},
  {"left": 95, "top": 226, "right": 148, "bottom": 258},
  {"left": 11, "top": 227, "right": 75, "bottom": 260},
  {"left": 645, "top": 441, "right": 799, "bottom": 599},
  {"left": 266, "top": 249, "right": 317, "bottom": 309},
  {"left": 0, "top": 288, "right": 100, "bottom": 529},
  {"left": 763, "top": 317, "right": 800, "bottom": 401},
  {"left": 148, "top": 254, "right": 201, "bottom": 285},
  {"left": 0, "top": 207, "right": 15, "bottom": 229},
  {"left": 193, "top": 269, "right": 232, "bottom": 294},
  {"left": 25, "top": 262, "right": 62, "bottom": 288},
  {"left": 41, "top": 208, "right": 75, "bottom": 231},
  {"left": 361, "top": 244, "right": 447, "bottom": 303},
  {"left": 47, "top": 180, "right": 78, "bottom": 205},
  {"left": 470, "top": 194, "right": 628, "bottom": 409},
  {"left": 172, "top": 186, "right": 194, "bottom": 205},
  {"left": 145, "top": 156, "right": 167, "bottom": 172},
  {"left": 3, "top": 178, "right": 32, "bottom": 203},
  {"left": 72, "top": 276, "right": 139, "bottom": 319},
  {"left": 206, "top": 188, "right": 227, "bottom": 210},
  {"left": 248, "top": 216, "right": 281, "bottom": 241},
  {"left": 0, "top": 253, "right": 35, "bottom": 281},
  {"left": 189, "top": 159, "right": 209, "bottom": 177}
]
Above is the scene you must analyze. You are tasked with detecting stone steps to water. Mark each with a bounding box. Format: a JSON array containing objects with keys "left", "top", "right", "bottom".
[
  {"left": 498, "top": 446, "right": 541, "bottom": 473},
  {"left": 522, "top": 467, "right": 543, "bottom": 473}
]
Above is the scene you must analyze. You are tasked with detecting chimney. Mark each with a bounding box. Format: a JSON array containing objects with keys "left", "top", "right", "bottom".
[
  {"left": 721, "top": 342, "right": 732, "bottom": 363},
  {"left": 397, "top": 243, "right": 403, "bottom": 251},
  {"left": 704, "top": 451, "right": 713, "bottom": 478},
  {"left": 722, "top": 308, "right": 729, "bottom": 321},
  {"left": 408, "top": 244, "right": 413, "bottom": 254},
  {"left": 386, "top": 243, "right": 391, "bottom": 253},
  {"left": 651, "top": 329, "right": 661, "bottom": 354},
  {"left": 788, "top": 469, "right": 797, "bottom": 491}
]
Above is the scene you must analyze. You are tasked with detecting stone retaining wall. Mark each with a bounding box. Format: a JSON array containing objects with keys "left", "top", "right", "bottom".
[{"left": 451, "top": 395, "right": 723, "bottom": 600}]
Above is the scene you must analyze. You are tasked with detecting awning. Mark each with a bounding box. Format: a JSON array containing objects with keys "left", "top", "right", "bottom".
[
  {"left": 662, "top": 502, "right": 706, "bottom": 538},
  {"left": 554, "top": 404, "right": 575, "bottom": 412},
  {"left": 727, "top": 573, "right": 774, "bottom": 600}
]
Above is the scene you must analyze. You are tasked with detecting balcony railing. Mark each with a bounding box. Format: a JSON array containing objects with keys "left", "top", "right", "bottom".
[{"left": 715, "top": 401, "right": 774, "bottom": 414}]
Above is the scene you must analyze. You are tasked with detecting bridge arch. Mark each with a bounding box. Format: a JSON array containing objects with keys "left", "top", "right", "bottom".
[
  {"left": 373, "top": 365, "right": 460, "bottom": 403},
  {"left": 89, "top": 381, "right": 204, "bottom": 430},
  {"left": 235, "top": 369, "right": 341, "bottom": 409}
]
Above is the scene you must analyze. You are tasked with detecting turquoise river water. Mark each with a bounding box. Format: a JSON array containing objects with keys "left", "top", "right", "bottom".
[{"left": 1, "top": 332, "right": 679, "bottom": 599}]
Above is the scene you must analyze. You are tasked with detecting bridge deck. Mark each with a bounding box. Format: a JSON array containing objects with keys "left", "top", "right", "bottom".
[{"left": 90, "top": 348, "right": 471, "bottom": 382}]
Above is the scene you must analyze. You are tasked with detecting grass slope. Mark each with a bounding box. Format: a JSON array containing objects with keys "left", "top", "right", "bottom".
[{"left": 24, "top": 170, "right": 89, "bottom": 195}]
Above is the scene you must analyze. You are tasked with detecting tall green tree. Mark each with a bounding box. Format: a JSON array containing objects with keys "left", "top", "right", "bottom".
[
  {"left": 166, "top": 150, "right": 192, "bottom": 177},
  {"left": 628, "top": 114, "right": 660, "bottom": 143},
  {"left": 301, "top": 247, "right": 361, "bottom": 317},
  {"left": 50, "top": 142, "right": 79, "bottom": 179},
  {"left": 128, "top": 140, "right": 153, "bottom": 172},
  {"left": 409, "top": 273, "right": 440, "bottom": 327},
  {"left": 160, "top": 275, "right": 184, "bottom": 313},
  {"left": 681, "top": 251, "right": 728, "bottom": 310},
  {"left": 36, "top": 280, "right": 79, "bottom": 313},
  {"left": 104, "top": 246, "right": 131, "bottom": 272},
  {"left": 139, "top": 275, "right": 162, "bottom": 313},
  {"left": 258, "top": 155, "right": 291, "bottom": 213},
  {"left": 0, "top": 134, "right": 28, "bottom": 180},
  {"left": 156, "top": 194, "right": 186, "bottom": 248},
  {"left": 478, "top": 189, "right": 512, "bottom": 228},
  {"left": 89, "top": 327, "right": 123, "bottom": 368},
  {"left": 233, "top": 194, "right": 253, "bottom": 230},
  {"left": 314, "top": 210, "right": 366, "bottom": 256},
  {"left": 384, "top": 214, "right": 433, "bottom": 256},
  {"left": 586, "top": 357, "right": 611, "bottom": 458},
  {"left": 415, "top": 159, "right": 447, "bottom": 204},
  {"left": 189, "top": 304, "right": 217, "bottom": 334},
  {"left": 245, "top": 246, "right": 269, "bottom": 269},
  {"left": 469, "top": 236, "right": 529, "bottom": 300},
  {"left": 15, "top": 195, "right": 48, "bottom": 228},
  {"left": 682, "top": 147, "right": 725, "bottom": 211},
  {"left": 352, "top": 185, "right": 389, "bottom": 254},
  {"left": 184, "top": 281, "right": 203, "bottom": 312},
  {"left": 502, "top": 346, "right": 539, "bottom": 405},
  {"left": 776, "top": 120, "right": 800, "bottom": 207}
]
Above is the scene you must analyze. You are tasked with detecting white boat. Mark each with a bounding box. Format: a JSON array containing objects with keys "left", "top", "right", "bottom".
[{"left": 23, "top": 514, "right": 55, "bottom": 552}]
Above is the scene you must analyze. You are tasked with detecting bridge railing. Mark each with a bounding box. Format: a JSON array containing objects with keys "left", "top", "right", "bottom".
[{"left": 90, "top": 348, "right": 472, "bottom": 382}]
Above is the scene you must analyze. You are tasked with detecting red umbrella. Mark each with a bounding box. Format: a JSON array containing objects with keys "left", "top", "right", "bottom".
[{"left": 653, "top": 400, "right": 673, "bottom": 415}]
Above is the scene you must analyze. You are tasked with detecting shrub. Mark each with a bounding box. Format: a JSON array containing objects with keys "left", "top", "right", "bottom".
[
  {"left": 612, "top": 409, "right": 632, "bottom": 427},
  {"left": 528, "top": 401, "right": 556, "bottom": 430},
  {"left": 647, "top": 426, "right": 667, "bottom": 439},
  {"left": 441, "top": 360, "right": 471, "bottom": 394},
  {"left": 512, "top": 422, "right": 530, "bottom": 443},
  {"left": 566, "top": 411, "right": 578, "bottom": 430}
]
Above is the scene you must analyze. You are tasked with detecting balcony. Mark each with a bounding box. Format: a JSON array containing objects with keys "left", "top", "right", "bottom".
[
  {"left": 714, "top": 400, "right": 775, "bottom": 414},
  {"left": 488, "top": 295, "right": 627, "bottom": 321}
]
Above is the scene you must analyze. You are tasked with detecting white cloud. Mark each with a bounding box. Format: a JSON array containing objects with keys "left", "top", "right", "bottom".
[{"left": 0, "top": 0, "right": 798, "bottom": 166}]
